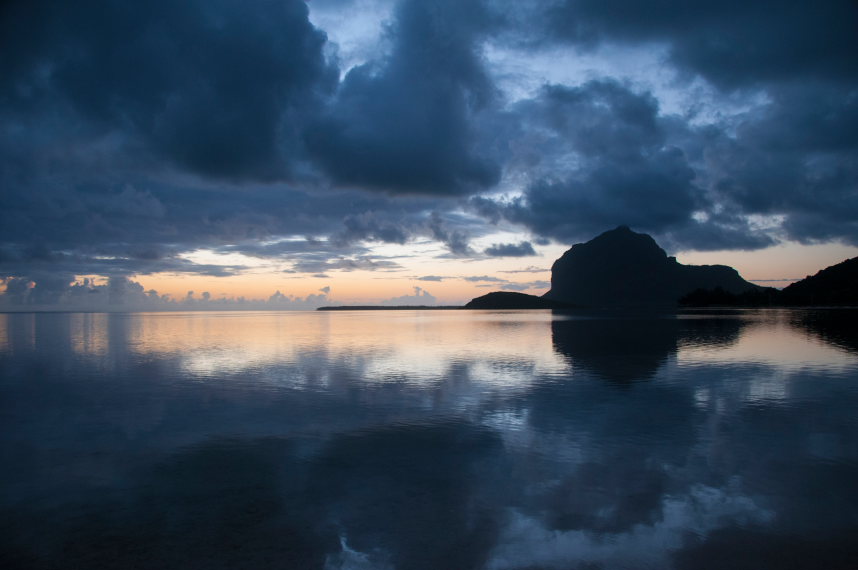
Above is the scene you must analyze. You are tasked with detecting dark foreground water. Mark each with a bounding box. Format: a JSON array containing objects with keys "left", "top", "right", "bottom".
[{"left": 2, "top": 309, "right": 858, "bottom": 569}]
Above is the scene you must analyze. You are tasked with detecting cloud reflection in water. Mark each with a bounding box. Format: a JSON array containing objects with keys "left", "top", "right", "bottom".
[{"left": 1, "top": 309, "right": 857, "bottom": 569}]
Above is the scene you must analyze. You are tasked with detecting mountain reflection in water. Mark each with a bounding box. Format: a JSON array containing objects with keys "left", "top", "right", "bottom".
[
  {"left": 550, "top": 313, "right": 745, "bottom": 383},
  {"left": 1, "top": 309, "right": 857, "bottom": 569}
]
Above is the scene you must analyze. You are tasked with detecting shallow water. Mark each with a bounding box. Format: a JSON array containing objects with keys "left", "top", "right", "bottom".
[{"left": 1, "top": 309, "right": 857, "bottom": 569}]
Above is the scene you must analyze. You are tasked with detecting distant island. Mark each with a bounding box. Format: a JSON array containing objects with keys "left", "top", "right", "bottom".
[
  {"left": 466, "top": 226, "right": 858, "bottom": 309},
  {"left": 317, "top": 227, "right": 857, "bottom": 311},
  {"left": 317, "top": 305, "right": 461, "bottom": 311},
  {"left": 681, "top": 255, "right": 858, "bottom": 306},
  {"left": 463, "top": 292, "right": 575, "bottom": 310}
]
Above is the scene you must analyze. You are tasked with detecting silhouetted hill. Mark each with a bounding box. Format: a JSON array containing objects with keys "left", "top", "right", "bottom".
[
  {"left": 780, "top": 256, "right": 858, "bottom": 306},
  {"left": 679, "top": 286, "right": 780, "bottom": 307},
  {"left": 463, "top": 292, "right": 573, "bottom": 309},
  {"left": 680, "top": 256, "right": 858, "bottom": 307},
  {"left": 464, "top": 226, "right": 856, "bottom": 310},
  {"left": 543, "top": 226, "right": 759, "bottom": 307},
  {"left": 317, "top": 305, "right": 460, "bottom": 311}
]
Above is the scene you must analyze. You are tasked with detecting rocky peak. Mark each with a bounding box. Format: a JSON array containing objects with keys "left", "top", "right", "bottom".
[{"left": 544, "top": 226, "right": 758, "bottom": 307}]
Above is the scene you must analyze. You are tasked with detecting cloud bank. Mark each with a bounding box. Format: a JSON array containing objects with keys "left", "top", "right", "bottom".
[
  {"left": 2, "top": 0, "right": 857, "bottom": 303},
  {"left": 0, "top": 276, "right": 331, "bottom": 311}
]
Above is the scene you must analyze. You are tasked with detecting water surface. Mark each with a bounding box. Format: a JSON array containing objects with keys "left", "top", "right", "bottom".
[{"left": 2, "top": 309, "right": 857, "bottom": 569}]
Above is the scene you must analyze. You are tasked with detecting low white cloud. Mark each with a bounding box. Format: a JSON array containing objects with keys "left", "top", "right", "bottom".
[
  {"left": 380, "top": 286, "right": 437, "bottom": 306},
  {"left": 488, "top": 481, "right": 773, "bottom": 570},
  {"left": 0, "top": 276, "right": 331, "bottom": 311}
]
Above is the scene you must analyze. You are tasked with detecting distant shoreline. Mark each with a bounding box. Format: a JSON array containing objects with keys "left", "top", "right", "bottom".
[{"left": 316, "top": 305, "right": 463, "bottom": 311}]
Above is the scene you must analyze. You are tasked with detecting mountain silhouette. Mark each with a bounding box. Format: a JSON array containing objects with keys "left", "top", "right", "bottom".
[
  {"left": 680, "top": 255, "right": 858, "bottom": 306},
  {"left": 465, "top": 226, "right": 760, "bottom": 309},
  {"left": 543, "top": 226, "right": 760, "bottom": 307},
  {"left": 463, "top": 291, "right": 573, "bottom": 309},
  {"left": 780, "top": 256, "right": 858, "bottom": 306}
]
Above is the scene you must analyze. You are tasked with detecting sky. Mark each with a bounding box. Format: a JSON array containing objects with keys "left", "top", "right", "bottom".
[{"left": 1, "top": 0, "right": 857, "bottom": 309}]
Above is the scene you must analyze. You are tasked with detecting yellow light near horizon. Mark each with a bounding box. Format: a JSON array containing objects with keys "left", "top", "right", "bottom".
[
  {"left": 96, "top": 239, "right": 858, "bottom": 305},
  {"left": 132, "top": 243, "right": 556, "bottom": 304},
  {"left": 131, "top": 269, "right": 554, "bottom": 305},
  {"left": 676, "top": 242, "right": 858, "bottom": 286},
  {"left": 134, "top": 272, "right": 336, "bottom": 301}
]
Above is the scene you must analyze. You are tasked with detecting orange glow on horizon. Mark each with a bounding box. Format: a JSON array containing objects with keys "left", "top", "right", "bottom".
[
  {"left": 133, "top": 270, "right": 551, "bottom": 305},
  {"left": 132, "top": 248, "right": 557, "bottom": 304},
  {"left": 676, "top": 242, "right": 858, "bottom": 287},
  {"left": 123, "top": 241, "right": 858, "bottom": 304}
]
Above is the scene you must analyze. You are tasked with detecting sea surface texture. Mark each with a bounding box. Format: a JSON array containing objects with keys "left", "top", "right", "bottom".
[{"left": 2, "top": 309, "right": 858, "bottom": 569}]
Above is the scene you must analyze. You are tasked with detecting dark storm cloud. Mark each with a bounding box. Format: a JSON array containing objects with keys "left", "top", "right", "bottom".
[
  {"left": 216, "top": 239, "right": 353, "bottom": 260},
  {"left": 331, "top": 204, "right": 499, "bottom": 250},
  {"left": 428, "top": 212, "right": 474, "bottom": 256},
  {"left": 305, "top": 0, "right": 501, "bottom": 195},
  {"left": 335, "top": 211, "right": 411, "bottom": 245},
  {"left": 2, "top": 0, "right": 858, "bottom": 293},
  {"left": 692, "top": 83, "right": 858, "bottom": 246},
  {"left": 0, "top": 241, "right": 246, "bottom": 282},
  {"left": 660, "top": 216, "right": 777, "bottom": 252},
  {"left": 544, "top": 0, "right": 858, "bottom": 90},
  {"left": 290, "top": 256, "right": 402, "bottom": 274},
  {"left": 471, "top": 80, "right": 706, "bottom": 243},
  {"left": 0, "top": 180, "right": 372, "bottom": 272},
  {"left": 0, "top": 0, "right": 359, "bottom": 286},
  {"left": 484, "top": 241, "right": 537, "bottom": 257},
  {"left": 471, "top": 57, "right": 858, "bottom": 248},
  {"left": 498, "top": 0, "right": 858, "bottom": 246},
  {"left": 0, "top": 0, "right": 335, "bottom": 180},
  {"left": 0, "top": 158, "right": 447, "bottom": 282}
]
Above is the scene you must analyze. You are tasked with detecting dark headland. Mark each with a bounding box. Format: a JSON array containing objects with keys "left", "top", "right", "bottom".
[
  {"left": 465, "top": 226, "right": 858, "bottom": 309},
  {"left": 318, "top": 226, "right": 857, "bottom": 310},
  {"left": 681, "top": 249, "right": 858, "bottom": 307},
  {"left": 317, "top": 305, "right": 461, "bottom": 311},
  {"left": 463, "top": 291, "right": 575, "bottom": 310}
]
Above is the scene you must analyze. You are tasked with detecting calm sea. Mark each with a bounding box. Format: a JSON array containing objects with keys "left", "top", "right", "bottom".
[{"left": 2, "top": 309, "right": 857, "bottom": 569}]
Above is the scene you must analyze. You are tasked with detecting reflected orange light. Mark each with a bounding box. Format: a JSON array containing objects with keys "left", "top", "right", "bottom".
[{"left": 115, "top": 311, "right": 568, "bottom": 386}]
